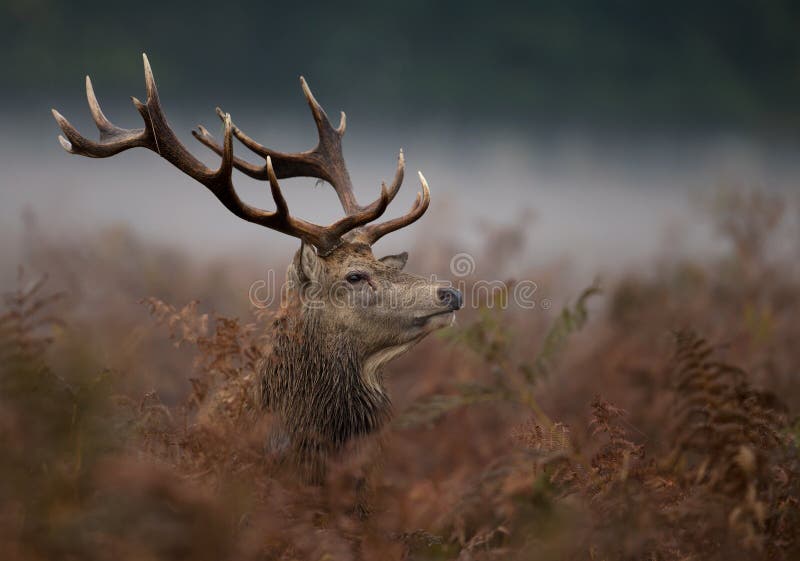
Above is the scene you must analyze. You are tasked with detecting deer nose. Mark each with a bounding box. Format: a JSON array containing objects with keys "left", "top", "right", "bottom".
[{"left": 437, "top": 287, "right": 463, "bottom": 310}]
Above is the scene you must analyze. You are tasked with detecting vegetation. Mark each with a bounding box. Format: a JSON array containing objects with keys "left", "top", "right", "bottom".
[{"left": 1, "top": 187, "right": 799, "bottom": 559}]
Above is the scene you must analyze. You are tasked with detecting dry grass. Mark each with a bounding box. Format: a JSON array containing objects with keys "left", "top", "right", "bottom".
[{"left": 1, "top": 187, "right": 799, "bottom": 560}]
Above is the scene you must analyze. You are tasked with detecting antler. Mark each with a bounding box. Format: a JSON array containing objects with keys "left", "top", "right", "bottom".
[
  {"left": 193, "top": 79, "right": 432, "bottom": 247},
  {"left": 52, "top": 54, "right": 393, "bottom": 252},
  {"left": 53, "top": 54, "right": 431, "bottom": 252}
]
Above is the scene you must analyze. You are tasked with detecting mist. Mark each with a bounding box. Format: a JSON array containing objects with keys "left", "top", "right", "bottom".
[{"left": 4, "top": 104, "right": 800, "bottom": 291}]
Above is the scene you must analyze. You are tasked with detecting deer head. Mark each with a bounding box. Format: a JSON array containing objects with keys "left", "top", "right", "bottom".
[{"left": 53, "top": 54, "right": 462, "bottom": 474}]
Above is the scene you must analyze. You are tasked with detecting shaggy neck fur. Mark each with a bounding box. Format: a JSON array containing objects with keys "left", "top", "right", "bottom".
[{"left": 261, "top": 303, "right": 393, "bottom": 479}]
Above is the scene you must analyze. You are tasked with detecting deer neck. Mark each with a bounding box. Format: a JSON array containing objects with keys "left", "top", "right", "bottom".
[{"left": 263, "top": 306, "right": 392, "bottom": 451}]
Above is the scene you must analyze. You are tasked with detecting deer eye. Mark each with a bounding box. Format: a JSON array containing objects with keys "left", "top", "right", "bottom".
[{"left": 346, "top": 272, "right": 368, "bottom": 284}]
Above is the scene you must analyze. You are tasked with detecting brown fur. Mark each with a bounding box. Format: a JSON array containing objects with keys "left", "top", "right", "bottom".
[{"left": 261, "top": 240, "right": 455, "bottom": 481}]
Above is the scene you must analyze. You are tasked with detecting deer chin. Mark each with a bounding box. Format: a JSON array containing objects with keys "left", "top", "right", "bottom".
[{"left": 363, "top": 342, "right": 416, "bottom": 388}]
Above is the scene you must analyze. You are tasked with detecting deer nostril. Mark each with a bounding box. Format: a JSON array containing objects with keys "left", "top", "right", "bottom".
[{"left": 437, "top": 287, "right": 463, "bottom": 311}]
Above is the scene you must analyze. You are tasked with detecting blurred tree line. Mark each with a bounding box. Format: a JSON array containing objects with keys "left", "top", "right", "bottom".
[{"left": 4, "top": 0, "right": 800, "bottom": 130}]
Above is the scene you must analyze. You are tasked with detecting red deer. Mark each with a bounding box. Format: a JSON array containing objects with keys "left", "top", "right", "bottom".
[{"left": 53, "top": 54, "right": 462, "bottom": 481}]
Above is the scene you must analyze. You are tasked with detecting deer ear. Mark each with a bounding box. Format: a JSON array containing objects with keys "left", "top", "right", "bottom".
[
  {"left": 379, "top": 251, "right": 408, "bottom": 270},
  {"left": 299, "top": 242, "right": 324, "bottom": 282},
  {"left": 289, "top": 241, "right": 324, "bottom": 285}
]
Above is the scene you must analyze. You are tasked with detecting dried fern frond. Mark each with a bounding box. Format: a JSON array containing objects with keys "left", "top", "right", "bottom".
[
  {"left": 0, "top": 269, "right": 64, "bottom": 367},
  {"left": 140, "top": 298, "right": 209, "bottom": 346},
  {"left": 394, "top": 383, "right": 506, "bottom": 429},
  {"left": 664, "top": 330, "right": 796, "bottom": 555},
  {"left": 513, "top": 419, "right": 571, "bottom": 454},
  {"left": 667, "top": 330, "right": 786, "bottom": 478},
  {"left": 525, "top": 283, "right": 600, "bottom": 382}
]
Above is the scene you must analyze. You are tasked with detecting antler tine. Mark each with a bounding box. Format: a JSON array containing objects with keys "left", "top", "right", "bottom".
[
  {"left": 194, "top": 119, "right": 268, "bottom": 178},
  {"left": 383, "top": 149, "right": 405, "bottom": 202},
  {"left": 300, "top": 76, "right": 339, "bottom": 137},
  {"left": 265, "top": 156, "right": 290, "bottom": 217},
  {"left": 357, "top": 171, "right": 431, "bottom": 245},
  {"left": 85, "top": 76, "right": 117, "bottom": 138},
  {"left": 52, "top": 53, "right": 393, "bottom": 253}
]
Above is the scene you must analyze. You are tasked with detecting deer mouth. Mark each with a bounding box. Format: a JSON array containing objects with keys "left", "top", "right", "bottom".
[{"left": 412, "top": 309, "right": 456, "bottom": 327}]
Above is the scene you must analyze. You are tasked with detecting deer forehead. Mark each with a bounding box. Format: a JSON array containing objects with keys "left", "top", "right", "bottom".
[
  {"left": 320, "top": 244, "right": 405, "bottom": 276},
  {"left": 322, "top": 242, "right": 373, "bottom": 265}
]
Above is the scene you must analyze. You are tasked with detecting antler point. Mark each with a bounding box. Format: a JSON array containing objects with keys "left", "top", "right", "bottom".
[
  {"left": 418, "top": 171, "right": 431, "bottom": 196},
  {"left": 265, "top": 156, "right": 290, "bottom": 216},
  {"left": 300, "top": 77, "right": 313, "bottom": 98},
  {"left": 57, "top": 134, "right": 73, "bottom": 152},
  {"left": 51, "top": 109, "right": 72, "bottom": 134},
  {"left": 142, "top": 55, "right": 157, "bottom": 99}
]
